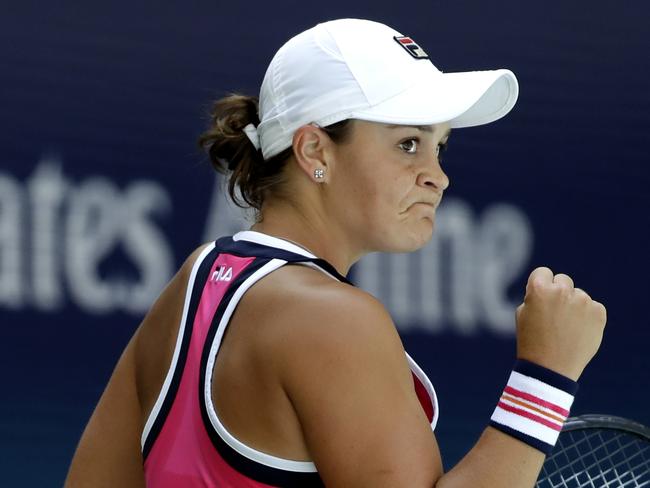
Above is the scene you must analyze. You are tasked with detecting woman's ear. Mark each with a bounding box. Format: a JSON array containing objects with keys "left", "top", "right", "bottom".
[{"left": 292, "top": 125, "right": 332, "bottom": 183}]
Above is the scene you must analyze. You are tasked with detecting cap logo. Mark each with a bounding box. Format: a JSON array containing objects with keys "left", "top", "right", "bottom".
[{"left": 394, "top": 36, "right": 429, "bottom": 60}]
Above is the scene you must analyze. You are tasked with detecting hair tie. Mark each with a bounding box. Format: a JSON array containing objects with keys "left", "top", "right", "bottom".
[{"left": 243, "top": 123, "right": 260, "bottom": 151}]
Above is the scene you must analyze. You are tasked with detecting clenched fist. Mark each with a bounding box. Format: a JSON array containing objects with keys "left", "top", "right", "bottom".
[{"left": 516, "top": 267, "right": 607, "bottom": 381}]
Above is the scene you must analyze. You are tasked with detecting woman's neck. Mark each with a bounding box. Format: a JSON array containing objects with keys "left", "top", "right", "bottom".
[{"left": 251, "top": 201, "right": 361, "bottom": 276}]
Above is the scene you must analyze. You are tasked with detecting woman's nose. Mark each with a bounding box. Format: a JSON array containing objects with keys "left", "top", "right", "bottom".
[{"left": 418, "top": 159, "right": 450, "bottom": 192}]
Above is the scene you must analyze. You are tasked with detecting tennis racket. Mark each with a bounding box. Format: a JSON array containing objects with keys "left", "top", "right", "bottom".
[{"left": 537, "top": 414, "right": 650, "bottom": 487}]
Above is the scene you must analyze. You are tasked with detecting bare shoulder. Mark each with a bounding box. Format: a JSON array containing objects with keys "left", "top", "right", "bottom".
[
  {"left": 261, "top": 263, "right": 396, "bottom": 328},
  {"left": 246, "top": 264, "right": 440, "bottom": 486},
  {"left": 239, "top": 262, "right": 412, "bottom": 404},
  {"left": 250, "top": 263, "right": 404, "bottom": 361}
]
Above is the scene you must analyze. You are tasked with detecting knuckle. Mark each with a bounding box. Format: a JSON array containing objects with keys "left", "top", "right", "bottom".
[
  {"left": 552, "top": 281, "right": 572, "bottom": 297},
  {"left": 573, "top": 287, "right": 592, "bottom": 302},
  {"left": 593, "top": 301, "right": 607, "bottom": 322},
  {"left": 554, "top": 273, "right": 575, "bottom": 285},
  {"left": 528, "top": 267, "right": 553, "bottom": 285},
  {"left": 534, "top": 266, "right": 553, "bottom": 274},
  {"left": 553, "top": 273, "right": 575, "bottom": 293}
]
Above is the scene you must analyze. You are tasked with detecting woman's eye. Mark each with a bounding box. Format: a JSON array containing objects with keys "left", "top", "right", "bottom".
[{"left": 399, "top": 139, "right": 418, "bottom": 154}]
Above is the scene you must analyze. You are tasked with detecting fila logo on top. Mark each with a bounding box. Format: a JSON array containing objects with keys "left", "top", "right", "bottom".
[
  {"left": 394, "top": 36, "right": 429, "bottom": 60},
  {"left": 211, "top": 265, "right": 233, "bottom": 282}
]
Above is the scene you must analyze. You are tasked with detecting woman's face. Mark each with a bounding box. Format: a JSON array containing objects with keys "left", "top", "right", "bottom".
[{"left": 326, "top": 120, "right": 451, "bottom": 254}]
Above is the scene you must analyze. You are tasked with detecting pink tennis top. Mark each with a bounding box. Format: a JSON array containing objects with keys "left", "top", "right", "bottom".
[{"left": 141, "top": 231, "right": 439, "bottom": 487}]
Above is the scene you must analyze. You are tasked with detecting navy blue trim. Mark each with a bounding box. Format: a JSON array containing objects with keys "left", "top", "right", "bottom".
[
  {"left": 309, "top": 257, "right": 353, "bottom": 285},
  {"left": 489, "top": 421, "right": 555, "bottom": 455},
  {"left": 142, "top": 245, "right": 221, "bottom": 460},
  {"left": 216, "top": 236, "right": 353, "bottom": 285},
  {"left": 198, "top": 256, "right": 324, "bottom": 487},
  {"left": 513, "top": 359, "right": 579, "bottom": 396}
]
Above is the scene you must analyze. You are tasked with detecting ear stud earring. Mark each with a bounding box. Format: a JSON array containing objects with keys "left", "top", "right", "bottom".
[{"left": 314, "top": 168, "right": 325, "bottom": 179}]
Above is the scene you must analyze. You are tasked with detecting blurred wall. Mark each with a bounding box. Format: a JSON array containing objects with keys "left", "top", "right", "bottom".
[{"left": 1, "top": 1, "right": 649, "bottom": 485}]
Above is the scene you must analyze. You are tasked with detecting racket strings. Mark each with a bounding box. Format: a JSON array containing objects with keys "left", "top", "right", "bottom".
[
  {"left": 572, "top": 431, "right": 648, "bottom": 485},
  {"left": 569, "top": 431, "right": 648, "bottom": 486},
  {"left": 537, "top": 429, "right": 650, "bottom": 487}
]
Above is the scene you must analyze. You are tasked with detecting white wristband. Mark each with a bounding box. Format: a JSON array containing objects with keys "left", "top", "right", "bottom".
[{"left": 490, "top": 360, "right": 578, "bottom": 454}]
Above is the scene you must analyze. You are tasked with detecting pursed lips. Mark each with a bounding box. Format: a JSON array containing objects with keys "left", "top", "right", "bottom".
[
  {"left": 399, "top": 200, "right": 440, "bottom": 214},
  {"left": 412, "top": 200, "right": 439, "bottom": 209}
]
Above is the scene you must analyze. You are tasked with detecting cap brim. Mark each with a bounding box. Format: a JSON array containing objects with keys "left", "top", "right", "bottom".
[{"left": 349, "top": 69, "right": 519, "bottom": 128}]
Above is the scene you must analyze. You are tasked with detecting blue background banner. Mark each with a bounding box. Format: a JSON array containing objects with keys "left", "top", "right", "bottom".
[{"left": 1, "top": 1, "right": 649, "bottom": 485}]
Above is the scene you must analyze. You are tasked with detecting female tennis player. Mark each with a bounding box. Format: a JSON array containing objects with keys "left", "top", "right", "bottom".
[{"left": 65, "top": 19, "right": 607, "bottom": 487}]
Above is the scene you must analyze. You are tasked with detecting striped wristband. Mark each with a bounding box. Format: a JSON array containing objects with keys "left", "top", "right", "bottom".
[{"left": 489, "top": 359, "right": 579, "bottom": 455}]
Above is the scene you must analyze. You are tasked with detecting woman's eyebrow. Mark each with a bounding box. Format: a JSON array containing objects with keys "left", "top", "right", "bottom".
[
  {"left": 386, "top": 124, "right": 451, "bottom": 138},
  {"left": 386, "top": 124, "right": 434, "bottom": 132}
]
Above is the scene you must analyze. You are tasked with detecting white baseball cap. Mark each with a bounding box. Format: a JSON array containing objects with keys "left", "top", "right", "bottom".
[{"left": 248, "top": 18, "right": 519, "bottom": 160}]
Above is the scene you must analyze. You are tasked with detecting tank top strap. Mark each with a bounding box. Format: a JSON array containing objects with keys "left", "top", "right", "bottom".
[{"left": 215, "top": 233, "right": 353, "bottom": 285}]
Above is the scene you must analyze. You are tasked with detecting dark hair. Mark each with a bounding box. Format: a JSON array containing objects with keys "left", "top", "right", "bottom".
[{"left": 198, "top": 94, "right": 351, "bottom": 214}]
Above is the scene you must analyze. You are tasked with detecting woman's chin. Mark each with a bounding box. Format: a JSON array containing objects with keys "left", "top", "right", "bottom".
[
  {"left": 409, "top": 224, "right": 435, "bottom": 250},
  {"left": 386, "top": 219, "right": 435, "bottom": 253}
]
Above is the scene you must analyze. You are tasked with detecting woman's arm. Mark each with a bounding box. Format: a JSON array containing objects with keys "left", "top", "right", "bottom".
[
  {"left": 64, "top": 246, "right": 206, "bottom": 488},
  {"left": 277, "top": 267, "right": 605, "bottom": 487},
  {"left": 434, "top": 267, "right": 606, "bottom": 487},
  {"left": 274, "top": 282, "right": 443, "bottom": 487},
  {"left": 64, "top": 331, "right": 146, "bottom": 488},
  {"left": 437, "top": 428, "right": 545, "bottom": 487}
]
